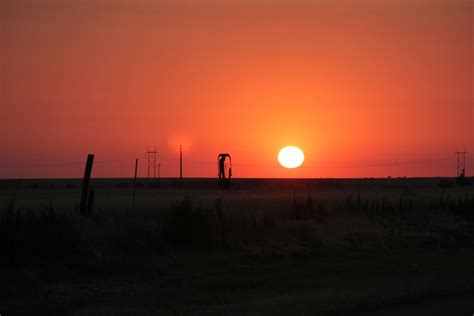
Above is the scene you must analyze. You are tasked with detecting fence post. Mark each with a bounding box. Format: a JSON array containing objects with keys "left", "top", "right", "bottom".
[{"left": 79, "top": 154, "right": 94, "bottom": 216}]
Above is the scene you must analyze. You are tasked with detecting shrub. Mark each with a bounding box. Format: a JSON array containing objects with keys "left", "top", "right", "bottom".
[
  {"left": 162, "top": 197, "right": 216, "bottom": 250},
  {"left": 0, "top": 201, "right": 80, "bottom": 266}
]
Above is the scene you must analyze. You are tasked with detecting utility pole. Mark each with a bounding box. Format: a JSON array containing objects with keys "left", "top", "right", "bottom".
[
  {"left": 154, "top": 147, "right": 157, "bottom": 178},
  {"left": 455, "top": 151, "right": 467, "bottom": 177},
  {"left": 146, "top": 149, "right": 150, "bottom": 178},
  {"left": 158, "top": 163, "right": 161, "bottom": 179},
  {"left": 145, "top": 147, "right": 158, "bottom": 178},
  {"left": 179, "top": 145, "right": 183, "bottom": 188},
  {"left": 132, "top": 158, "right": 138, "bottom": 212}
]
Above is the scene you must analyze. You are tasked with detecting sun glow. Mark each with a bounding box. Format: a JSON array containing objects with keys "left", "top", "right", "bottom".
[{"left": 278, "top": 146, "right": 305, "bottom": 169}]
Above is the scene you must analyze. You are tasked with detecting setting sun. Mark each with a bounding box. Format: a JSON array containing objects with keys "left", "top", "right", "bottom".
[{"left": 278, "top": 146, "right": 305, "bottom": 169}]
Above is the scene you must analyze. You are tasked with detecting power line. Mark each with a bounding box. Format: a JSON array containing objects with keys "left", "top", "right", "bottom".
[
  {"left": 1, "top": 149, "right": 471, "bottom": 180},
  {"left": 0, "top": 157, "right": 146, "bottom": 168},
  {"left": 2, "top": 156, "right": 457, "bottom": 169}
]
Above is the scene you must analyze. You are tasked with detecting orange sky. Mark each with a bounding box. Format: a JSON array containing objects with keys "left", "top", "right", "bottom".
[{"left": 1, "top": 0, "right": 472, "bottom": 178}]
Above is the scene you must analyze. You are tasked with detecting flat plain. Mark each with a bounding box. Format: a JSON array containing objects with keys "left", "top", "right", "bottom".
[{"left": 1, "top": 178, "right": 473, "bottom": 315}]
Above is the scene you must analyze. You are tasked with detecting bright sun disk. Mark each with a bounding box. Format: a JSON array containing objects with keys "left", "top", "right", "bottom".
[{"left": 278, "top": 146, "right": 305, "bottom": 169}]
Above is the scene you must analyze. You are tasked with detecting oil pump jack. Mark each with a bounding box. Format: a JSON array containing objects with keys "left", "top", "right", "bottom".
[{"left": 218, "top": 153, "right": 232, "bottom": 187}]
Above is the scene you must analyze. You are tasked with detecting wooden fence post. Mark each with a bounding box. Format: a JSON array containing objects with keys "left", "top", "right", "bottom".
[{"left": 79, "top": 154, "right": 94, "bottom": 216}]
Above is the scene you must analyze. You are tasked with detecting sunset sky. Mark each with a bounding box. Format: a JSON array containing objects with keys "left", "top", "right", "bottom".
[{"left": 1, "top": 0, "right": 472, "bottom": 178}]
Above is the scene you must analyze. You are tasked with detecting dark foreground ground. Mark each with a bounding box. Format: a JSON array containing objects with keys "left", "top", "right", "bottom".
[{"left": 1, "top": 178, "right": 473, "bottom": 315}]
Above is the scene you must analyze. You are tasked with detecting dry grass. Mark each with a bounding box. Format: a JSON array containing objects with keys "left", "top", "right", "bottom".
[{"left": 1, "top": 182, "right": 474, "bottom": 315}]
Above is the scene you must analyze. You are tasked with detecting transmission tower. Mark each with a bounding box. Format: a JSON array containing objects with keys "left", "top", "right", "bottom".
[
  {"left": 455, "top": 151, "right": 467, "bottom": 178},
  {"left": 145, "top": 147, "right": 159, "bottom": 178}
]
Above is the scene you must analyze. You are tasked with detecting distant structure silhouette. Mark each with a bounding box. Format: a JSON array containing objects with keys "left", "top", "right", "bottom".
[
  {"left": 455, "top": 151, "right": 467, "bottom": 178},
  {"left": 218, "top": 153, "right": 232, "bottom": 186},
  {"left": 455, "top": 151, "right": 470, "bottom": 185},
  {"left": 145, "top": 147, "right": 158, "bottom": 178}
]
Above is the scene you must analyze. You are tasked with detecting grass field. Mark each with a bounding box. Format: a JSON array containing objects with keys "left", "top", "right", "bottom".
[{"left": 1, "top": 178, "right": 473, "bottom": 315}]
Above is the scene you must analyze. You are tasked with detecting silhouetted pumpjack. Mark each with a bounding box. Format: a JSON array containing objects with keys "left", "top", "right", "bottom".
[{"left": 218, "top": 153, "right": 232, "bottom": 184}]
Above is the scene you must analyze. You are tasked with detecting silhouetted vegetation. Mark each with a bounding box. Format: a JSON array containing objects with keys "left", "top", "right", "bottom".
[
  {"left": 162, "top": 196, "right": 215, "bottom": 250},
  {"left": 1, "top": 200, "right": 79, "bottom": 266},
  {"left": 2, "top": 189, "right": 473, "bottom": 267},
  {"left": 1, "top": 183, "right": 474, "bottom": 315}
]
